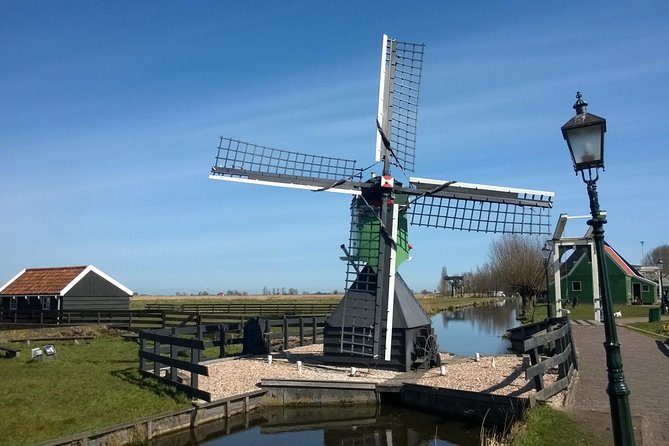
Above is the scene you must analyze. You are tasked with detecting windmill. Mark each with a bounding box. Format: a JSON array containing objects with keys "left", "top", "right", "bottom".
[{"left": 210, "top": 34, "right": 554, "bottom": 371}]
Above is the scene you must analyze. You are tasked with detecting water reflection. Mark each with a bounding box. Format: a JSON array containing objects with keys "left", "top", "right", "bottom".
[
  {"left": 433, "top": 298, "right": 521, "bottom": 356},
  {"left": 149, "top": 405, "right": 480, "bottom": 446}
]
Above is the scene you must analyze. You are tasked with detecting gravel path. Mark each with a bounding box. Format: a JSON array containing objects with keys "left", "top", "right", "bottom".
[{"left": 200, "top": 345, "right": 557, "bottom": 402}]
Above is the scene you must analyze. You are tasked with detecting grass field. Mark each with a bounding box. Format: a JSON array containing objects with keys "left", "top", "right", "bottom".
[
  {"left": 0, "top": 329, "right": 190, "bottom": 446},
  {"left": 131, "top": 293, "right": 502, "bottom": 315},
  {"left": 524, "top": 302, "right": 659, "bottom": 322}
]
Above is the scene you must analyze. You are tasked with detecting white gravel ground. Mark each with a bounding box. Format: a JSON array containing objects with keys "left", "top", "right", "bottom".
[{"left": 199, "top": 344, "right": 558, "bottom": 402}]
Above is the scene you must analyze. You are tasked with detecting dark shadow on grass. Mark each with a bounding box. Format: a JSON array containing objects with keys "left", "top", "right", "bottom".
[
  {"left": 111, "top": 367, "right": 190, "bottom": 403},
  {"left": 655, "top": 340, "right": 669, "bottom": 359}
]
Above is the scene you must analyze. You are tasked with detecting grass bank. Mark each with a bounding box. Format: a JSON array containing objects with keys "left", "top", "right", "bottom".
[
  {"left": 627, "top": 320, "right": 669, "bottom": 340},
  {"left": 0, "top": 328, "right": 190, "bottom": 446},
  {"left": 522, "top": 302, "right": 657, "bottom": 322},
  {"left": 509, "top": 405, "right": 604, "bottom": 446}
]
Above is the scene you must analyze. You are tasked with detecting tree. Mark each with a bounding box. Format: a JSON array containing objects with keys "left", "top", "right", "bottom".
[
  {"left": 489, "top": 234, "right": 544, "bottom": 318},
  {"left": 642, "top": 244, "right": 669, "bottom": 276}
]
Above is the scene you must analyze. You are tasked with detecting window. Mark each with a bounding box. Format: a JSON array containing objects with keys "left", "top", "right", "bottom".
[
  {"left": 9, "top": 297, "right": 17, "bottom": 310},
  {"left": 41, "top": 296, "right": 50, "bottom": 311},
  {"left": 642, "top": 285, "right": 649, "bottom": 292},
  {"left": 571, "top": 281, "right": 582, "bottom": 292}
]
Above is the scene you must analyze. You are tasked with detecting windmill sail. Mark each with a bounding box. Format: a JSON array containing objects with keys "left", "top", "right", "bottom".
[
  {"left": 402, "top": 177, "right": 553, "bottom": 235},
  {"left": 210, "top": 137, "right": 366, "bottom": 194},
  {"left": 375, "top": 35, "right": 424, "bottom": 173}
]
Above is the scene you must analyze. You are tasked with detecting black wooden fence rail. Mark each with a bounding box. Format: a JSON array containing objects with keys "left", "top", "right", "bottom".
[
  {"left": 263, "top": 316, "right": 327, "bottom": 351},
  {"left": 520, "top": 318, "right": 578, "bottom": 402},
  {"left": 0, "top": 309, "right": 293, "bottom": 332},
  {"left": 144, "top": 302, "right": 337, "bottom": 316}
]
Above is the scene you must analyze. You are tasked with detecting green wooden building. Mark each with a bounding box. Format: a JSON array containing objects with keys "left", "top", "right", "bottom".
[{"left": 549, "top": 243, "right": 658, "bottom": 305}]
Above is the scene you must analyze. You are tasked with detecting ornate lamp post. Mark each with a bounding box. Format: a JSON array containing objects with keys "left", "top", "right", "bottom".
[
  {"left": 541, "top": 242, "right": 553, "bottom": 319},
  {"left": 658, "top": 258, "right": 665, "bottom": 314},
  {"left": 561, "top": 92, "right": 635, "bottom": 446}
]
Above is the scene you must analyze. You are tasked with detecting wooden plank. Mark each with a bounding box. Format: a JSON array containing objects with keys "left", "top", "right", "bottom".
[
  {"left": 139, "top": 351, "right": 209, "bottom": 376},
  {"left": 139, "top": 369, "right": 211, "bottom": 401},
  {"left": 525, "top": 343, "right": 572, "bottom": 380},
  {"left": 139, "top": 331, "right": 206, "bottom": 349},
  {"left": 523, "top": 323, "right": 570, "bottom": 352},
  {"left": 534, "top": 363, "right": 575, "bottom": 401},
  {"left": 528, "top": 348, "right": 544, "bottom": 391}
]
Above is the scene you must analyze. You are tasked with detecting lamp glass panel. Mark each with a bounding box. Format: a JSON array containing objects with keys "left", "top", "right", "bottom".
[{"left": 567, "top": 124, "right": 603, "bottom": 167}]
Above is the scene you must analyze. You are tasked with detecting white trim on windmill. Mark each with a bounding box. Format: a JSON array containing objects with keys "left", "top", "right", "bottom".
[
  {"left": 208, "top": 175, "right": 362, "bottom": 195},
  {"left": 409, "top": 177, "right": 555, "bottom": 199},
  {"left": 375, "top": 34, "right": 390, "bottom": 163}
]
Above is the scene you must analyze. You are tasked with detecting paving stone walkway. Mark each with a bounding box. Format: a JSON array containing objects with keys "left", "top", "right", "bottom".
[{"left": 568, "top": 321, "right": 669, "bottom": 445}]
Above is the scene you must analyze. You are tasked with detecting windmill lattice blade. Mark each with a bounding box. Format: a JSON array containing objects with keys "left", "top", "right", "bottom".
[
  {"left": 210, "top": 137, "right": 365, "bottom": 193},
  {"left": 407, "top": 195, "right": 551, "bottom": 235},
  {"left": 377, "top": 37, "right": 424, "bottom": 173}
]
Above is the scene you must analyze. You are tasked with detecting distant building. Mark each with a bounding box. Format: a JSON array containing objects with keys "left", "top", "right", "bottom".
[
  {"left": 549, "top": 243, "right": 658, "bottom": 305},
  {"left": 0, "top": 265, "right": 132, "bottom": 317}
]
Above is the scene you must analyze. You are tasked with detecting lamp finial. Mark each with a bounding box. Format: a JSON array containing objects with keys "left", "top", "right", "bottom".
[{"left": 573, "top": 91, "right": 588, "bottom": 115}]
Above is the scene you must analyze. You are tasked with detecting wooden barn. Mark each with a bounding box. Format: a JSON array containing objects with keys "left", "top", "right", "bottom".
[
  {"left": 0, "top": 265, "right": 132, "bottom": 316},
  {"left": 549, "top": 243, "right": 658, "bottom": 305}
]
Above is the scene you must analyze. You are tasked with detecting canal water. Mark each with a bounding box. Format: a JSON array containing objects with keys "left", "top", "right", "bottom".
[
  {"left": 149, "top": 405, "right": 481, "bottom": 446},
  {"left": 432, "top": 298, "right": 521, "bottom": 356},
  {"left": 150, "top": 300, "right": 519, "bottom": 445}
]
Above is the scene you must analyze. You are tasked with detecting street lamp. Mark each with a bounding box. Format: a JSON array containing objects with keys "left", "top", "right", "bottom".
[
  {"left": 541, "top": 242, "right": 553, "bottom": 319},
  {"left": 561, "top": 92, "right": 635, "bottom": 446},
  {"left": 658, "top": 258, "right": 665, "bottom": 314}
]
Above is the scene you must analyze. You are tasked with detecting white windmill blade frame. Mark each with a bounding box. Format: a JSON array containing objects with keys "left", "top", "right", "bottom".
[
  {"left": 409, "top": 176, "right": 555, "bottom": 202},
  {"left": 208, "top": 174, "right": 363, "bottom": 195},
  {"left": 375, "top": 34, "right": 391, "bottom": 164}
]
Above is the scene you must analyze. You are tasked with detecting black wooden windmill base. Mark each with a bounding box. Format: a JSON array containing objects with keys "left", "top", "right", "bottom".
[{"left": 323, "top": 271, "right": 441, "bottom": 372}]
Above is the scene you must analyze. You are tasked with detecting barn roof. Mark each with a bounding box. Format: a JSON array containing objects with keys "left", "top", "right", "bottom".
[{"left": 0, "top": 265, "right": 133, "bottom": 296}]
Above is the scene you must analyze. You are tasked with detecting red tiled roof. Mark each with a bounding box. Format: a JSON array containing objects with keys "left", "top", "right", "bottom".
[
  {"left": 0, "top": 266, "right": 87, "bottom": 295},
  {"left": 604, "top": 245, "right": 637, "bottom": 277}
]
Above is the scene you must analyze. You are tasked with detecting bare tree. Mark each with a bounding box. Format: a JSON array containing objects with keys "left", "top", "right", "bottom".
[
  {"left": 437, "top": 266, "right": 449, "bottom": 296},
  {"left": 642, "top": 244, "right": 669, "bottom": 275},
  {"left": 489, "top": 235, "right": 544, "bottom": 318}
]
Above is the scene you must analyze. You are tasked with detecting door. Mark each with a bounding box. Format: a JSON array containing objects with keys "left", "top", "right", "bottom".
[{"left": 632, "top": 283, "right": 641, "bottom": 304}]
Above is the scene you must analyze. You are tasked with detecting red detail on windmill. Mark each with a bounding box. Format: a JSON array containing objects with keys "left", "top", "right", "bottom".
[
  {"left": 388, "top": 198, "right": 395, "bottom": 205},
  {"left": 381, "top": 175, "right": 394, "bottom": 188}
]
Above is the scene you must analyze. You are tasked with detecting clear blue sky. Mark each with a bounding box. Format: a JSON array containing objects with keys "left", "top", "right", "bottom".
[{"left": 1, "top": 2, "right": 668, "bottom": 295}]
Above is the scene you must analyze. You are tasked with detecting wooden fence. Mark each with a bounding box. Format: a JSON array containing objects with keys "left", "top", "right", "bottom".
[
  {"left": 518, "top": 318, "right": 578, "bottom": 402},
  {"left": 138, "top": 315, "right": 327, "bottom": 401},
  {"left": 263, "top": 316, "right": 327, "bottom": 351},
  {"left": 139, "top": 324, "right": 243, "bottom": 401},
  {"left": 144, "top": 302, "right": 337, "bottom": 316},
  {"left": 0, "top": 308, "right": 332, "bottom": 331}
]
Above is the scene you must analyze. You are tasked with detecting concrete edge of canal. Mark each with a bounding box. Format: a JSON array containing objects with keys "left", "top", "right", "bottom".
[{"left": 36, "top": 380, "right": 532, "bottom": 445}]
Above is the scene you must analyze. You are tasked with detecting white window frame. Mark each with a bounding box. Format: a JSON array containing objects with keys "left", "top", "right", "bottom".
[
  {"left": 10, "top": 297, "right": 17, "bottom": 310},
  {"left": 41, "top": 296, "right": 51, "bottom": 311},
  {"left": 571, "top": 281, "right": 582, "bottom": 292},
  {"left": 642, "top": 285, "right": 649, "bottom": 292}
]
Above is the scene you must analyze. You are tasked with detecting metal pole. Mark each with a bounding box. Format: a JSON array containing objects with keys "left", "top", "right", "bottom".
[
  {"left": 586, "top": 177, "right": 635, "bottom": 446},
  {"left": 544, "top": 258, "right": 553, "bottom": 319}
]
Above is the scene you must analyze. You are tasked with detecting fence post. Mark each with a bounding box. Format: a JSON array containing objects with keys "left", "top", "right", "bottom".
[
  {"left": 128, "top": 312, "right": 133, "bottom": 331},
  {"left": 193, "top": 324, "right": 202, "bottom": 389},
  {"left": 39, "top": 311, "right": 43, "bottom": 325},
  {"left": 153, "top": 338, "right": 161, "bottom": 376},
  {"left": 219, "top": 324, "right": 226, "bottom": 358},
  {"left": 139, "top": 335, "right": 146, "bottom": 371},
  {"left": 299, "top": 317, "right": 304, "bottom": 346},
  {"left": 170, "top": 328, "right": 177, "bottom": 382},
  {"left": 283, "top": 316, "right": 289, "bottom": 350},
  {"left": 161, "top": 311, "right": 166, "bottom": 329},
  {"left": 312, "top": 317, "right": 317, "bottom": 344},
  {"left": 265, "top": 319, "right": 272, "bottom": 353},
  {"left": 97, "top": 312, "right": 101, "bottom": 325}
]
